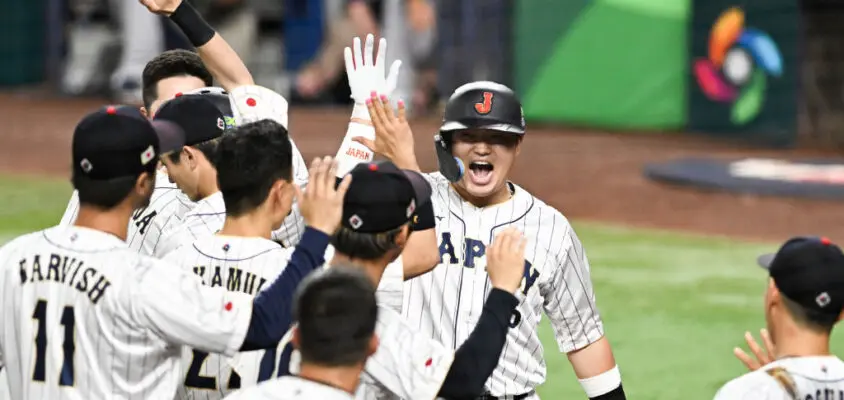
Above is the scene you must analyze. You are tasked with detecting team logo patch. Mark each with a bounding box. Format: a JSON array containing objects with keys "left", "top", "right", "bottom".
[
  {"left": 349, "top": 214, "right": 363, "bottom": 230},
  {"left": 140, "top": 146, "right": 156, "bottom": 165},
  {"left": 217, "top": 117, "right": 225, "bottom": 130},
  {"left": 816, "top": 291, "right": 831, "bottom": 307},
  {"left": 474, "top": 92, "right": 494, "bottom": 115},
  {"left": 406, "top": 199, "right": 416, "bottom": 217}
]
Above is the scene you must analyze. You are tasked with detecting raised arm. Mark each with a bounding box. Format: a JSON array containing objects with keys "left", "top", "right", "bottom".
[
  {"left": 542, "top": 218, "right": 626, "bottom": 399},
  {"left": 138, "top": 0, "right": 253, "bottom": 90}
]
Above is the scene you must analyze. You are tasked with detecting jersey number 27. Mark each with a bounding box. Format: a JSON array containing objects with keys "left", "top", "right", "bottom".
[
  {"left": 184, "top": 347, "right": 283, "bottom": 390},
  {"left": 31, "top": 299, "right": 76, "bottom": 386}
]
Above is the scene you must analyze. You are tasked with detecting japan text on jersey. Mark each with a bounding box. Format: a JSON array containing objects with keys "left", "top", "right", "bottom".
[
  {"left": 0, "top": 226, "right": 253, "bottom": 399},
  {"left": 403, "top": 172, "right": 604, "bottom": 397}
]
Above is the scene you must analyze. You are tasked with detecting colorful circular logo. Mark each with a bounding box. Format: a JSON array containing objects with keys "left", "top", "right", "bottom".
[{"left": 693, "top": 7, "right": 783, "bottom": 125}]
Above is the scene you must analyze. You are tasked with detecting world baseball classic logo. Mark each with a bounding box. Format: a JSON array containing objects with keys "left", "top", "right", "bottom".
[{"left": 693, "top": 7, "right": 783, "bottom": 125}]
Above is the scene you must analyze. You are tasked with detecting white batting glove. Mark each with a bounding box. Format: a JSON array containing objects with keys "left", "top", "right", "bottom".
[
  {"left": 334, "top": 34, "right": 402, "bottom": 177},
  {"left": 344, "top": 33, "right": 402, "bottom": 119},
  {"left": 228, "top": 85, "right": 290, "bottom": 129}
]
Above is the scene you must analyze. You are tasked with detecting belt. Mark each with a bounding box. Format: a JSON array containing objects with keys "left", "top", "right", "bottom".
[{"left": 477, "top": 390, "right": 534, "bottom": 400}]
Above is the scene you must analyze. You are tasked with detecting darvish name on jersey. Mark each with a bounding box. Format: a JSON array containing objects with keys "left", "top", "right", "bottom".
[{"left": 402, "top": 172, "right": 605, "bottom": 396}]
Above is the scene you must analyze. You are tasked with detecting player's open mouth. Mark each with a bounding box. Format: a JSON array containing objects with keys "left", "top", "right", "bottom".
[{"left": 468, "top": 161, "right": 494, "bottom": 185}]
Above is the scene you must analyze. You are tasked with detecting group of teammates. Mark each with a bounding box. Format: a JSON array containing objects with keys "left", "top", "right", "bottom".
[{"left": 3, "top": 0, "right": 844, "bottom": 399}]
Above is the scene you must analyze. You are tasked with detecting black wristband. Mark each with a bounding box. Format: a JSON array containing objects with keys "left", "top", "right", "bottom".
[
  {"left": 412, "top": 199, "right": 436, "bottom": 231},
  {"left": 591, "top": 384, "right": 626, "bottom": 400},
  {"left": 169, "top": 1, "right": 215, "bottom": 48}
]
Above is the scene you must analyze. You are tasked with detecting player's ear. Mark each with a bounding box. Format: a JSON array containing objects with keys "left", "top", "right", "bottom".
[
  {"left": 291, "top": 326, "right": 301, "bottom": 350},
  {"left": 135, "top": 171, "right": 154, "bottom": 196},
  {"left": 139, "top": 106, "right": 149, "bottom": 119},
  {"left": 394, "top": 224, "right": 411, "bottom": 248},
  {"left": 367, "top": 334, "right": 379, "bottom": 357}
]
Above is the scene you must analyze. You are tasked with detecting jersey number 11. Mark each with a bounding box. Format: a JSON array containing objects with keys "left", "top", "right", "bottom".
[{"left": 31, "top": 299, "right": 76, "bottom": 386}]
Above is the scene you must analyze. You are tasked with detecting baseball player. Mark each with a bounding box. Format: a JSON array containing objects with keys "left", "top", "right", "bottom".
[
  {"left": 356, "top": 87, "right": 627, "bottom": 399},
  {"left": 223, "top": 266, "right": 379, "bottom": 400},
  {"left": 713, "top": 236, "right": 844, "bottom": 399},
  {"left": 163, "top": 120, "right": 346, "bottom": 399},
  {"left": 0, "top": 106, "right": 342, "bottom": 398},
  {"left": 277, "top": 160, "right": 526, "bottom": 400}
]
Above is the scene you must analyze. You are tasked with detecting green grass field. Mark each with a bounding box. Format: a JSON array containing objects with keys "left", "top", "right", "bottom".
[{"left": 2, "top": 174, "right": 843, "bottom": 399}]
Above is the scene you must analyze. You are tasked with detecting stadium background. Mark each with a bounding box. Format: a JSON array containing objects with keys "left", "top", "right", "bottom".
[{"left": 2, "top": 0, "right": 844, "bottom": 398}]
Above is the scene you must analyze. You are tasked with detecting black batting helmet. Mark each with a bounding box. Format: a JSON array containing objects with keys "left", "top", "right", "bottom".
[
  {"left": 434, "top": 81, "right": 525, "bottom": 182},
  {"left": 185, "top": 86, "right": 237, "bottom": 129}
]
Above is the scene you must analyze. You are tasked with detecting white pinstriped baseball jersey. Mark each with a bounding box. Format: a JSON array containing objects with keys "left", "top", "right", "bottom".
[
  {"left": 285, "top": 303, "right": 454, "bottom": 400},
  {"left": 163, "top": 235, "right": 295, "bottom": 400},
  {"left": 402, "top": 172, "right": 604, "bottom": 397},
  {"left": 714, "top": 356, "right": 844, "bottom": 399},
  {"left": 163, "top": 240, "right": 405, "bottom": 400},
  {"left": 222, "top": 376, "right": 353, "bottom": 400},
  {"left": 59, "top": 172, "right": 196, "bottom": 256},
  {"left": 0, "top": 226, "right": 253, "bottom": 399}
]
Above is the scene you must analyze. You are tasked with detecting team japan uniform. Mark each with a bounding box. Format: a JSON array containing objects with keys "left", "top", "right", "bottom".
[
  {"left": 402, "top": 172, "right": 605, "bottom": 397},
  {"left": 163, "top": 238, "right": 405, "bottom": 400},
  {"left": 223, "top": 376, "right": 353, "bottom": 400},
  {"left": 59, "top": 172, "right": 195, "bottom": 256},
  {"left": 284, "top": 303, "right": 454, "bottom": 400},
  {"left": 714, "top": 356, "right": 844, "bottom": 399},
  {"left": 0, "top": 226, "right": 253, "bottom": 399}
]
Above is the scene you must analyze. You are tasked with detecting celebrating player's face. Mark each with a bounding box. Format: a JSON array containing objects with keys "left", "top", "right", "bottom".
[
  {"left": 160, "top": 150, "right": 203, "bottom": 201},
  {"left": 143, "top": 76, "right": 207, "bottom": 118},
  {"left": 451, "top": 129, "right": 521, "bottom": 199}
]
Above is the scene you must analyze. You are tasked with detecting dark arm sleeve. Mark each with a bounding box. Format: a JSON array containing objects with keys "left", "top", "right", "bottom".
[
  {"left": 437, "top": 289, "right": 519, "bottom": 399},
  {"left": 239, "top": 227, "right": 329, "bottom": 351}
]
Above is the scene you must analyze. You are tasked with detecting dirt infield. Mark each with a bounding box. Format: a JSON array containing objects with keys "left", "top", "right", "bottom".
[{"left": 3, "top": 92, "right": 844, "bottom": 242}]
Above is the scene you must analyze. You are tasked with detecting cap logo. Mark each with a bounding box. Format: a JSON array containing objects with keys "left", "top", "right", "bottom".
[
  {"left": 406, "top": 199, "right": 417, "bottom": 218},
  {"left": 140, "top": 145, "right": 156, "bottom": 165},
  {"left": 349, "top": 214, "right": 363, "bottom": 230},
  {"left": 474, "top": 92, "right": 494, "bottom": 115},
  {"left": 217, "top": 117, "right": 225, "bottom": 130},
  {"left": 817, "top": 292, "right": 832, "bottom": 308},
  {"left": 80, "top": 158, "right": 93, "bottom": 173}
]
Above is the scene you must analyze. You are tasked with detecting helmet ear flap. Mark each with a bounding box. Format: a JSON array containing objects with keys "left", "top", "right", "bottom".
[{"left": 434, "top": 133, "right": 464, "bottom": 183}]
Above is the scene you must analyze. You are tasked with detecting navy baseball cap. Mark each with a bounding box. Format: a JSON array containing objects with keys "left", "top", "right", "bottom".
[
  {"left": 153, "top": 94, "right": 228, "bottom": 146},
  {"left": 757, "top": 236, "right": 844, "bottom": 323},
  {"left": 72, "top": 105, "right": 184, "bottom": 180},
  {"left": 341, "top": 161, "right": 432, "bottom": 233}
]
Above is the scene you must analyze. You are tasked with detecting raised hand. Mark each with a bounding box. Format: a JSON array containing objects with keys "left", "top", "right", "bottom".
[
  {"left": 295, "top": 156, "right": 352, "bottom": 235},
  {"left": 352, "top": 93, "right": 417, "bottom": 170},
  {"left": 486, "top": 228, "right": 528, "bottom": 294},
  {"left": 138, "top": 0, "right": 181, "bottom": 15},
  {"left": 733, "top": 329, "right": 775, "bottom": 371},
  {"left": 344, "top": 34, "right": 402, "bottom": 105}
]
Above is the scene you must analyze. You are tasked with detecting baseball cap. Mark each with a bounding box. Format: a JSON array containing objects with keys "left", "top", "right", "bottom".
[
  {"left": 341, "top": 161, "right": 432, "bottom": 233},
  {"left": 757, "top": 236, "right": 844, "bottom": 323},
  {"left": 153, "top": 94, "right": 228, "bottom": 146},
  {"left": 72, "top": 105, "right": 184, "bottom": 180}
]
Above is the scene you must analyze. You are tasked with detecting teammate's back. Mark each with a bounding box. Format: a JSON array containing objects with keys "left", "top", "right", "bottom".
[
  {"left": 715, "top": 356, "right": 844, "bottom": 399},
  {"left": 0, "top": 226, "right": 193, "bottom": 399}
]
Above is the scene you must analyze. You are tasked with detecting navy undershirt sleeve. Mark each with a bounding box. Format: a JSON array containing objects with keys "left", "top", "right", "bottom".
[{"left": 239, "top": 227, "right": 329, "bottom": 351}]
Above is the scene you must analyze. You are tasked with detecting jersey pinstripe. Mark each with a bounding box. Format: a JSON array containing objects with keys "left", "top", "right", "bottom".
[
  {"left": 163, "top": 235, "right": 296, "bottom": 400},
  {"left": 163, "top": 241, "right": 404, "bottom": 400},
  {"left": 285, "top": 303, "right": 454, "bottom": 400},
  {"left": 0, "top": 226, "right": 253, "bottom": 400},
  {"left": 222, "top": 376, "right": 353, "bottom": 400},
  {"left": 402, "top": 172, "right": 605, "bottom": 397},
  {"left": 714, "top": 356, "right": 844, "bottom": 399},
  {"left": 59, "top": 173, "right": 195, "bottom": 256}
]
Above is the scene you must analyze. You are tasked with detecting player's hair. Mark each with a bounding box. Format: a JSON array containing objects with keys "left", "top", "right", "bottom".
[
  {"left": 72, "top": 170, "right": 154, "bottom": 209},
  {"left": 330, "top": 225, "right": 405, "bottom": 261},
  {"left": 294, "top": 265, "right": 378, "bottom": 367},
  {"left": 141, "top": 50, "right": 213, "bottom": 109},
  {"left": 781, "top": 295, "right": 836, "bottom": 334},
  {"left": 214, "top": 120, "right": 293, "bottom": 216}
]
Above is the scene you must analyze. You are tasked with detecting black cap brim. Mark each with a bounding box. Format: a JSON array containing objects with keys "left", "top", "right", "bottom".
[
  {"left": 757, "top": 253, "right": 775, "bottom": 269},
  {"left": 400, "top": 169, "right": 432, "bottom": 208},
  {"left": 150, "top": 120, "right": 185, "bottom": 155}
]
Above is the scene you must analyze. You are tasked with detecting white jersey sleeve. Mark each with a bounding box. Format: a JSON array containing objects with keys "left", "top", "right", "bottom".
[
  {"left": 154, "top": 192, "right": 226, "bottom": 258},
  {"left": 132, "top": 256, "right": 253, "bottom": 356},
  {"left": 59, "top": 190, "right": 80, "bottom": 226},
  {"left": 355, "top": 306, "right": 453, "bottom": 400},
  {"left": 542, "top": 216, "right": 604, "bottom": 352}
]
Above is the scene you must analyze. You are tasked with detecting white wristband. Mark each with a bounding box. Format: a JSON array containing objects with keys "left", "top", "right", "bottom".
[
  {"left": 578, "top": 365, "right": 621, "bottom": 398},
  {"left": 334, "top": 115, "right": 376, "bottom": 178}
]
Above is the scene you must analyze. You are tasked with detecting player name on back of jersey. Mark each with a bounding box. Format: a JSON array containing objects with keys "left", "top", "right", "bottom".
[
  {"left": 191, "top": 265, "right": 268, "bottom": 295},
  {"left": 803, "top": 388, "right": 843, "bottom": 399},
  {"left": 18, "top": 252, "right": 111, "bottom": 304}
]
